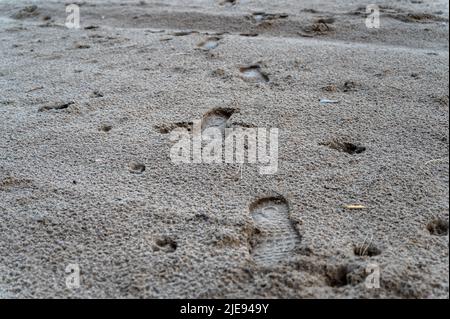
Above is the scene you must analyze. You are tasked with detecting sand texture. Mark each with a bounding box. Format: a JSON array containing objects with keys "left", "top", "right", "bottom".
[{"left": 0, "top": 0, "right": 449, "bottom": 298}]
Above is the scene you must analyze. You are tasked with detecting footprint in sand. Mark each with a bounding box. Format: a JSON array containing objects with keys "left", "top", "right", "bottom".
[
  {"left": 201, "top": 108, "right": 236, "bottom": 132},
  {"left": 155, "top": 108, "right": 236, "bottom": 136},
  {"left": 239, "top": 65, "right": 269, "bottom": 83},
  {"left": 249, "top": 196, "right": 301, "bottom": 266},
  {"left": 197, "top": 37, "right": 221, "bottom": 51}
]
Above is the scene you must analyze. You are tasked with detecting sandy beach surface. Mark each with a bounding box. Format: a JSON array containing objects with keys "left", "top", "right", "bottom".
[{"left": 0, "top": 0, "right": 449, "bottom": 298}]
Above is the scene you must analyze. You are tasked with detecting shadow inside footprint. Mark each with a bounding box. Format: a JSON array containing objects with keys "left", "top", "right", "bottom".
[
  {"left": 153, "top": 237, "right": 177, "bottom": 253},
  {"left": 427, "top": 218, "right": 449, "bottom": 236},
  {"left": 322, "top": 81, "right": 360, "bottom": 93},
  {"left": 219, "top": 0, "right": 237, "bottom": 6},
  {"left": 129, "top": 162, "right": 146, "bottom": 174},
  {"left": 239, "top": 65, "right": 269, "bottom": 83},
  {"left": 197, "top": 37, "right": 221, "bottom": 51},
  {"left": 201, "top": 108, "right": 236, "bottom": 131},
  {"left": 38, "top": 101, "right": 74, "bottom": 112},
  {"left": 249, "top": 196, "right": 300, "bottom": 266},
  {"left": 321, "top": 140, "right": 366, "bottom": 155},
  {"left": 155, "top": 122, "right": 193, "bottom": 134},
  {"left": 99, "top": 124, "right": 112, "bottom": 132}
]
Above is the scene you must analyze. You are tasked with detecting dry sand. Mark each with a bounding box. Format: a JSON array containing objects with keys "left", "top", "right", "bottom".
[{"left": 0, "top": 0, "right": 449, "bottom": 298}]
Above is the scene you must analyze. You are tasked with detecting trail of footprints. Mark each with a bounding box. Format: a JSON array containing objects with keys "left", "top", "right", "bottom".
[
  {"left": 12, "top": 2, "right": 446, "bottom": 281},
  {"left": 248, "top": 196, "right": 301, "bottom": 266}
]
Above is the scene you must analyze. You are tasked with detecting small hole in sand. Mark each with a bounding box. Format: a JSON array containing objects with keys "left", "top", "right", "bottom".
[
  {"left": 155, "top": 122, "right": 193, "bottom": 134},
  {"left": 129, "top": 162, "right": 146, "bottom": 174},
  {"left": 219, "top": 0, "right": 237, "bottom": 6},
  {"left": 38, "top": 101, "right": 74, "bottom": 112},
  {"left": 91, "top": 91, "right": 104, "bottom": 98},
  {"left": 354, "top": 243, "right": 381, "bottom": 257},
  {"left": 154, "top": 237, "right": 177, "bottom": 253},
  {"left": 99, "top": 124, "right": 112, "bottom": 132},
  {"left": 321, "top": 140, "right": 366, "bottom": 155},
  {"left": 427, "top": 218, "right": 449, "bottom": 236},
  {"left": 325, "top": 265, "right": 349, "bottom": 287}
]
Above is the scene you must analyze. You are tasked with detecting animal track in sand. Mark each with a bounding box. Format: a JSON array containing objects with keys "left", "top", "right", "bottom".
[
  {"left": 320, "top": 139, "right": 366, "bottom": 155},
  {"left": 201, "top": 108, "right": 236, "bottom": 131},
  {"left": 248, "top": 196, "right": 300, "bottom": 266},
  {"left": 239, "top": 65, "right": 269, "bottom": 83}
]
